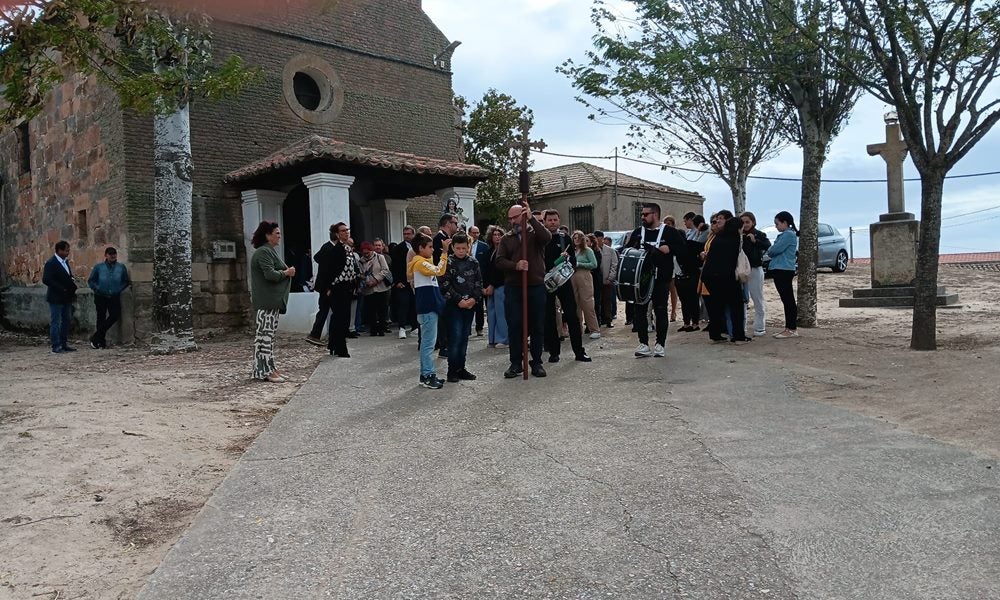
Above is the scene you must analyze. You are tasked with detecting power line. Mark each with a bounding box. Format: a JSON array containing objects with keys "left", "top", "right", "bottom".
[
  {"left": 536, "top": 149, "right": 1000, "bottom": 184},
  {"left": 942, "top": 204, "right": 1000, "bottom": 219},
  {"left": 941, "top": 213, "right": 1000, "bottom": 228}
]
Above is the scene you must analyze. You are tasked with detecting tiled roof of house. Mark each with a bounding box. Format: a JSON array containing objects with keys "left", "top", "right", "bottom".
[
  {"left": 530, "top": 162, "right": 700, "bottom": 197},
  {"left": 224, "top": 135, "right": 490, "bottom": 184}
]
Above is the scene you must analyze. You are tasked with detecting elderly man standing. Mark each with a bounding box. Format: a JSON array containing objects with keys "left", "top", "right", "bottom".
[
  {"left": 495, "top": 201, "right": 551, "bottom": 379},
  {"left": 42, "top": 240, "right": 78, "bottom": 353},
  {"left": 469, "top": 225, "right": 490, "bottom": 337},
  {"left": 594, "top": 232, "right": 619, "bottom": 327},
  {"left": 87, "top": 247, "right": 131, "bottom": 349}
]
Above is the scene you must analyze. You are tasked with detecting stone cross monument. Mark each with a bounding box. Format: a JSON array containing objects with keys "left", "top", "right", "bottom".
[
  {"left": 865, "top": 112, "right": 919, "bottom": 288},
  {"left": 840, "top": 112, "right": 958, "bottom": 307}
]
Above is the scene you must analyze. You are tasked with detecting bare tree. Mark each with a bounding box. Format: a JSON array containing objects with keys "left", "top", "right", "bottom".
[
  {"left": 722, "top": 0, "right": 866, "bottom": 327},
  {"left": 559, "top": 0, "right": 790, "bottom": 214},
  {"left": 839, "top": 0, "right": 1000, "bottom": 350}
]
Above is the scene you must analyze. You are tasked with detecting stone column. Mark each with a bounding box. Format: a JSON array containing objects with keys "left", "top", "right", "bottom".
[
  {"left": 302, "top": 173, "right": 355, "bottom": 258},
  {"left": 383, "top": 199, "right": 409, "bottom": 243},
  {"left": 436, "top": 186, "right": 477, "bottom": 231},
  {"left": 241, "top": 189, "right": 286, "bottom": 289}
]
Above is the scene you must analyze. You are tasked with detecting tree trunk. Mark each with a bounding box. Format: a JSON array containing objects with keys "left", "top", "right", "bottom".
[
  {"left": 910, "top": 171, "right": 944, "bottom": 351},
  {"left": 795, "top": 121, "right": 829, "bottom": 329},
  {"left": 150, "top": 103, "right": 197, "bottom": 354},
  {"left": 729, "top": 176, "right": 747, "bottom": 215}
]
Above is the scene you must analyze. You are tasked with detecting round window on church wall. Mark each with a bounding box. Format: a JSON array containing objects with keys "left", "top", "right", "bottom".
[
  {"left": 293, "top": 72, "right": 323, "bottom": 111},
  {"left": 282, "top": 54, "right": 344, "bottom": 125}
]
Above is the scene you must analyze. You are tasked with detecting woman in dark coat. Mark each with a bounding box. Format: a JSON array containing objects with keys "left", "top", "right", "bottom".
[
  {"left": 701, "top": 211, "right": 751, "bottom": 342},
  {"left": 322, "top": 222, "right": 355, "bottom": 358}
]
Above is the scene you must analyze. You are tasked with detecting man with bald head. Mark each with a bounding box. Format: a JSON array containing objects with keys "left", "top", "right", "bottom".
[{"left": 495, "top": 201, "right": 551, "bottom": 378}]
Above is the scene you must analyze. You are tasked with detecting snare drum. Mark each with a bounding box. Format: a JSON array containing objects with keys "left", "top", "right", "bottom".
[{"left": 616, "top": 247, "right": 656, "bottom": 304}]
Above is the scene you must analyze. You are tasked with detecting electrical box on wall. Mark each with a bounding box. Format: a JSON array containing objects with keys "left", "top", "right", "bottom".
[{"left": 212, "top": 240, "right": 237, "bottom": 260}]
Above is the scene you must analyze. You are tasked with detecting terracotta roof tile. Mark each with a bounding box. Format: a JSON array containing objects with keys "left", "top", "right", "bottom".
[
  {"left": 224, "top": 135, "right": 490, "bottom": 184},
  {"left": 530, "top": 162, "right": 700, "bottom": 197}
]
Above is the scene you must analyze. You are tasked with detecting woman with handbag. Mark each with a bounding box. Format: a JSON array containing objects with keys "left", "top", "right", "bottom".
[
  {"left": 571, "top": 231, "right": 602, "bottom": 339},
  {"left": 701, "top": 212, "right": 751, "bottom": 342},
  {"left": 360, "top": 241, "right": 392, "bottom": 336},
  {"left": 249, "top": 221, "right": 296, "bottom": 381},
  {"left": 739, "top": 212, "right": 772, "bottom": 337}
]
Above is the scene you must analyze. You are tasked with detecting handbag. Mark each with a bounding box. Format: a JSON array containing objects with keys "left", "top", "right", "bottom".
[
  {"left": 380, "top": 254, "right": 393, "bottom": 286},
  {"left": 735, "top": 241, "right": 752, "bottom": 284}
]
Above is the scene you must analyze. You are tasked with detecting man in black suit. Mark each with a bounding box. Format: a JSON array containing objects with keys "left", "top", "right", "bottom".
[
  {"left": 390, "top": 225, "right": 417, "bottom": 339},
  {"left": 42, "top": 240, "right": 78, "bottom": 353},
  {"left": 305, "top": 224, "right": 342, "bottom": 345},
  {"left": 433, "top": 213, "right": 459, "bottom": 355}
]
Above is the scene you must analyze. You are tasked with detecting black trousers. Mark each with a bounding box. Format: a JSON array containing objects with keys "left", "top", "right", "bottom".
[
  {"left": 474, "top": 295, "right": 485, "bottom": 333},
  {"left": 364, "top": 291, "right": 388, "bottom": 334},
  {"left": 704, "top": 276, "right": 746, "bottom": 340},
  {"left": 391, "top": 284, "right": 417, "bottom": 329},
  {"left": 675, "top": 276, "right": 701, "bottom": 326},
  {"left": 591, "top": 269, "right": 602, "bottom": 328},
  {"left": 93, "top": 294, "right": 122, "bottom": 347},
  {"left": 327, "top": 283, "right": 353, "bottom": 354},
  {"left": 772, "top": 270, "right": 798, "bottom": 330},
  {"left": 309, "top": 291, "right": 333, "bottom": 339},
  {"left": 505, "top": 284, "right": 547, "bottom": 367},
  {"left": 545, "top": 281, "right": 585, "bottom": 359},
  {"left": 634, "top": 278, "right": 670, "bottom": 346}
]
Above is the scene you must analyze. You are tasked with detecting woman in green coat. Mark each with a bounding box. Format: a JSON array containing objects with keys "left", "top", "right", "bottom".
[{"left": 250, "top": 221, "right": 296, "bottom": 382}]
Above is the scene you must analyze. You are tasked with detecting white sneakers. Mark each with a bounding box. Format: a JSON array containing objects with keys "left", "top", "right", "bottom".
[
  {"left": 635, "top": 344, "right": 652, "bottom": 357},
  {"left": 399, "top": 328, "right": 407, "bottom": 339},
  {"left": 774, "top": 330, "right": 800, "bottom": 339},
  {"left": 653, "top": 343, "right": 665, "bottom": 357},
  {"left": 753, "top": 330, "right": 766, "bottom": 337},
  {"left": 589, "top": 332, "right": 601, "bottom": 340}
]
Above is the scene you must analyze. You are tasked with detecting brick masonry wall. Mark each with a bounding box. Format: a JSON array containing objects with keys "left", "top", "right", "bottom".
[
  {"left": 120, "top": 0, "right": 460, "bottom": 331},
  {"left": 0, "top": 73, "right": 129, "bottom": 334}
]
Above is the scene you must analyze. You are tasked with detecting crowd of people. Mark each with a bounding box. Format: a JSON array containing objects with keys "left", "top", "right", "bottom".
[{"left": 248, "top": 201, "right": 801, "bottom": 387}]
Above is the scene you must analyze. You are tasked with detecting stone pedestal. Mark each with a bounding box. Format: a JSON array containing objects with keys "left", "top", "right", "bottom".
[
  {"left": 839, "top": 212, "right": 960, "bottom": 308},
  {"left": 870, "top": 212, "right": 917, "bottom": 287}
]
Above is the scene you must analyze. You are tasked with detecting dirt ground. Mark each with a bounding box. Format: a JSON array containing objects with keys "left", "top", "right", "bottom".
[{"left": 1, "top": 263, "right": 998, "bottom": 599}]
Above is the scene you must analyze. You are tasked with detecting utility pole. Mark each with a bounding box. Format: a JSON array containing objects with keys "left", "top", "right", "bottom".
[{"left": 849, "top": 227, "right": 854, "bottom": 263}]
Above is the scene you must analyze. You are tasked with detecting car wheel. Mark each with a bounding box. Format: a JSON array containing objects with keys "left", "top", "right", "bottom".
[{"left": 833, "top": 250, "right": 848, "bottom": 272}]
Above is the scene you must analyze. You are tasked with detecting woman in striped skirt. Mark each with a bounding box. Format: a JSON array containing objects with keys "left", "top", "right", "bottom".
[{"left": 250, "top": 221, "right": 295, "bottom": 382}]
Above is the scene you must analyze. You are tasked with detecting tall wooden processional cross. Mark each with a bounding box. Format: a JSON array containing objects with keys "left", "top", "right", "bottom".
[
  {"left": 505, "top": 118, "right": 546, "bottom": 379},
  {"left": 866, "top": 112, "right": 909, "bottom": 215}
]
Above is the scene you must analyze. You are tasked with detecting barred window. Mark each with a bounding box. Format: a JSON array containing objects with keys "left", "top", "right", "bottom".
[
  {"left": 633, "top": 202, "right": 643, "bottom": 228},
  {"left": 569, "top": 205, "right": 594, "bottom": 233}
]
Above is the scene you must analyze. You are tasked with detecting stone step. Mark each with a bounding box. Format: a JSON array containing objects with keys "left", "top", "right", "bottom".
[
  {"left": 851, "top": 286, "right": 946, "bottom": 298},
  {"left": 839, "top": 293, "right": 961, "bottom": 308}
]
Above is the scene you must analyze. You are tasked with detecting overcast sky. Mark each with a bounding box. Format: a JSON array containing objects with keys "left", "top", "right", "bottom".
[{"left": 424, "top": 0, "right": 1000, "bottom": 257}]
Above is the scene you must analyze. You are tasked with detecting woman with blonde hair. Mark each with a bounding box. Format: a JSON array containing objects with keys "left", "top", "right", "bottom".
[{"left": 571, "top": 230, "right": 601, "bottom": 339}]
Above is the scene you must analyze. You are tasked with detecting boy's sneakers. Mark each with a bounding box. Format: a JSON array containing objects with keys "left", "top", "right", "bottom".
[
  {"left": 653, "top": 343, "right": 665, "bottom": 357},
  {"left": 634, "top": 344, "right": 652, "bottom": 358},
  {"left": 398, "top": 328, "right": 407, "bottom": 339},
  {"left": 420, "top": 374, "right": 445, "bottom": 389}
]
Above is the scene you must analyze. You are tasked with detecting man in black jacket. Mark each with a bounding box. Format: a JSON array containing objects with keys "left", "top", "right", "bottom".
[
  {"left": 306, "top": 223, "right": 347, "bottom": 345},
  {"left": 390, "top": 225, "right": 417, "bottom": 339},
  {"left": 42, "top": 240, "right": 78, "bottom": 353},
  {"left": 542, "top": 210, "right": 590, "bottom": 363},
  {"left": 627, "top": 203, "right": 688, "bottom": 358}
]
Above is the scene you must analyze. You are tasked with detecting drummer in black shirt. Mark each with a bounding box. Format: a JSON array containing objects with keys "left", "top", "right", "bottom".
[
  {"left": 542, "top": 209, "right": 591, "bottom": 363},
  {"left": 626, "top": 203, "right": 688, "bottom": 357}
]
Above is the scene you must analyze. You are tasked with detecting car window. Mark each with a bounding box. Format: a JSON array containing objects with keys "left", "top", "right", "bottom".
[{"left": 819, "top": 224, "right": 833, "bottom": 237}]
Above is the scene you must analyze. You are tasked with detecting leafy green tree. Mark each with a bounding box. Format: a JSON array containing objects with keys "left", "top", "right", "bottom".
[
  {"left": 1, "top": 0, "right": 258, "bottom": 353},
  {"left": 559, "top": 0, "right": 790, "bottom": 214},
  {"left": 721, "top": 0, "right": 866, "bottom": 327},
  {"left": 835, "top": 0, "right": 1000, "bottom": 350},
  {"left": 458, "top": 89, "right": 536, "bottom": 226}
]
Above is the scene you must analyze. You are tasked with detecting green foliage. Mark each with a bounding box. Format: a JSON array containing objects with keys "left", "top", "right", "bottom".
[
  {"left": 459, "top": 89, "right": 536, "bottom": 225},
  {"left": 559, "top": 0, "right": 790, "bottom": 210},
  {"left": 0, "top": 0, "right": 261, "bottom": 123}
]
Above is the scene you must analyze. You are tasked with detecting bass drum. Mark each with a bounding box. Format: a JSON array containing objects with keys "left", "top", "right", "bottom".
[{"left": 616, "top": 247, "right": 656, "bottom": 304}]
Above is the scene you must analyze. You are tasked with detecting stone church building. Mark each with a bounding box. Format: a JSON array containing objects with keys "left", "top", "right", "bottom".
[{"left": 0, "top": 1, "right": 488, "bottom": 339}]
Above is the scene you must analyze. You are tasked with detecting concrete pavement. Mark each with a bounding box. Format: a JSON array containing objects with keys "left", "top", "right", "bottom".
[{"left": 139, "top": 329, "right": 999, "bottom": 599}]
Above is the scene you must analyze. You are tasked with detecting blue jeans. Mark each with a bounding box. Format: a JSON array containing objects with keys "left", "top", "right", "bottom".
[
  {"left": 487, "top": 286, "right": 508, "bottom": 345},
  {"left": 446, "top": 304, "right": 475, "bottom": 374},
  {"left": 417, "top": 312, "right": 439, "bottom": 378},
  {"left": 49, "top": 302, "right": 72, "bottom": 350}
]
